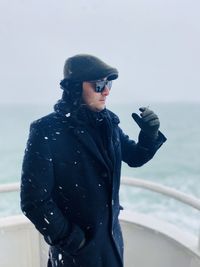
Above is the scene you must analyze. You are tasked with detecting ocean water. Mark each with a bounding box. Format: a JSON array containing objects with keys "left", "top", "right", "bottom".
[{"left": 0, "top": 102, "right": 200, "bottom": 237}]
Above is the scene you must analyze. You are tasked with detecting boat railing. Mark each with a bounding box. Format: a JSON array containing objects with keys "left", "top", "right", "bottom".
[{"left": 0, "top": 176, "right": 200, "bottom": 250}]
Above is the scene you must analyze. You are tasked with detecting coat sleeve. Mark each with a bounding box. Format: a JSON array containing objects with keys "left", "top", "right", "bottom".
[
  {"left": 20, "top": 121, "right": 85, "bottom": 254},
  {"left": 119, "top": 127, "right": 167, "bottom": 167}
]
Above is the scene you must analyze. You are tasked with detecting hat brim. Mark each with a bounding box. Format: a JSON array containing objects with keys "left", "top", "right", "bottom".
[{"left": 106, "top": 73, "right": 118, "bottom": 81}]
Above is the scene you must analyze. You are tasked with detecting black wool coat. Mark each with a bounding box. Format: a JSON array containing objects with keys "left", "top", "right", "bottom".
[{"left": 20, "top": 107, "right": 166, "bottom": 267}]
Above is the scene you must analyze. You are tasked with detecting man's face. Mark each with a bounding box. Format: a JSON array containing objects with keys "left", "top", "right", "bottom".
[{"left": 82, "top": 80, "right": 110, "bottom": 112}]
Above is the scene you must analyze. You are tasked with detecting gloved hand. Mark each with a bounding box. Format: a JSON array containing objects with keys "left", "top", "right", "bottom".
[{"left": 132, "top": 107, "right": 160, "bottom": 139}]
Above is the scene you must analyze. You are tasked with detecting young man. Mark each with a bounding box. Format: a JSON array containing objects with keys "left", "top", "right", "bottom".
[{"left": 20, "top": 54, "right": 166, "bottom": 267}]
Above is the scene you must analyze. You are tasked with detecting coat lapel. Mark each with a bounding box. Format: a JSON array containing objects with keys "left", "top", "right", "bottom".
[
  {"left": 73, "top": 126, "right": 110, "bottom": 170},
  {"left": 55, "top": 107, "right": 120, "bottom": 172}
]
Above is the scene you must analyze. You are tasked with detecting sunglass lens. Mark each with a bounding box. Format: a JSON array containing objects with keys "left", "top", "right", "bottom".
[
  {"left": 95, "top": 80, "right": 112, "bottom": 92},
  {"left": 106, "top": 81, "right": 112, "bottom": 90},
  {"left": 95, "top": 81, "right": 104, "bottom": 92}
]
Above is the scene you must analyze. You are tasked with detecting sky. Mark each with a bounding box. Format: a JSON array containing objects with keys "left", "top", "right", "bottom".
[{"left": 0, "top": 0, "right": 200, "bottom": 105}]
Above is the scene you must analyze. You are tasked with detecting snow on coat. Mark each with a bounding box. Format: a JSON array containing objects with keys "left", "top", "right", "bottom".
[{"left": 20, "top": 108, "right": 166, "bottom": 267}]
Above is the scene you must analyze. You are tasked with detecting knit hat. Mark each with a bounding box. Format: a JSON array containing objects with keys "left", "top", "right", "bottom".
[{"left": 63, "top": 54, "right": 118, "bottom": 82}]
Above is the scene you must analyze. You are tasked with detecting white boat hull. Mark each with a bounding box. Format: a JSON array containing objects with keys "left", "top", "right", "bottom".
[{"left": 0, "top": 211, "right": 199, "bottom": 267}]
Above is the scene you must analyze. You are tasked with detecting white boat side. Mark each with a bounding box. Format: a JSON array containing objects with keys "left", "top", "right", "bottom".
[{"left": 0, "top": 177, "right": 200, "bottom": 267}]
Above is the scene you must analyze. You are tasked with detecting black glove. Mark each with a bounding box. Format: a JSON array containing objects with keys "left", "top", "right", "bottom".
[{"left": 132, "top": 107, "right": 160, "bottom": 138}]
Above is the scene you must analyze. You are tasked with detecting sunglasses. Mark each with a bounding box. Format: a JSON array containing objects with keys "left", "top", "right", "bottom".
[{"left": 89, "top": 80, "right": 113, "bottom": 93}]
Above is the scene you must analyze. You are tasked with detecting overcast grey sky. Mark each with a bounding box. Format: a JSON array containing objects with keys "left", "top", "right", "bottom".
[{"left": 0, "top": 0, "right": 200, "bottom": 105}]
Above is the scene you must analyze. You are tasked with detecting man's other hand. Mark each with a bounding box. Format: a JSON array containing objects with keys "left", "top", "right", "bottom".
[{"left": 132, "top": 107, "right": 160, "bottom": 138}]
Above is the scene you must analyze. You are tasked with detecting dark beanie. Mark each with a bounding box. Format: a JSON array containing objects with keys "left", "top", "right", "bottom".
[{"left": 63, "top": 54, "right": 118, "bottom": 82}]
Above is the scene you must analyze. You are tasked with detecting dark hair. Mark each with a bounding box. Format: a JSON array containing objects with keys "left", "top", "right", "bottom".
[{"left": 59, "top": 79, "right": 83, "bottom": 112}]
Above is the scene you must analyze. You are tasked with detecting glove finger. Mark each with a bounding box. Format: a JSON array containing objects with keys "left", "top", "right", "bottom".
[
  {"left": 139, "top": 107, "right": 147, "bottom": 112},
  {"left": 148, "top": 119, "right": 160, "bottom": 127},
  {"left": 140, "top": 108, "right": 153, "bottom": 117},
  {"left": 132, "top": 113, "right": 143, "bottom": 128},
  {"left": 142, "top": 113, "right": 158, "bottom": 122}
]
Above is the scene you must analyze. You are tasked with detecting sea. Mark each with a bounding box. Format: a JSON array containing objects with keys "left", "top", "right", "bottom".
[{"left": 0, "top": 102, "right": 200, "bottom": 237}]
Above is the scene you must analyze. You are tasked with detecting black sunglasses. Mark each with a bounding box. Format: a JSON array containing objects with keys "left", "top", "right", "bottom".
[{"left": 89, "top": 80, "right": 113, "bottom": 93}]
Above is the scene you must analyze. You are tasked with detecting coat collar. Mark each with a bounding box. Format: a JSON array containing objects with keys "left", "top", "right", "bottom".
[{"left": 54, "top": 100, "right": 120, "bottom": 169}]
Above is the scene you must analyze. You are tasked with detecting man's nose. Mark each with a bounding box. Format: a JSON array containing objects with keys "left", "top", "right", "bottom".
[{"left": 101, "top": 86, "right": 110, "bottom": 96}]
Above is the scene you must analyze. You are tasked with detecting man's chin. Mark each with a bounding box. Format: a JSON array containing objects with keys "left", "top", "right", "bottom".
[
  {"left": 88, "top": 103, "right": 106, "bottom": 112},
  {"left": 97, "top": 104, "right": 106, "bottom": 112}
]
